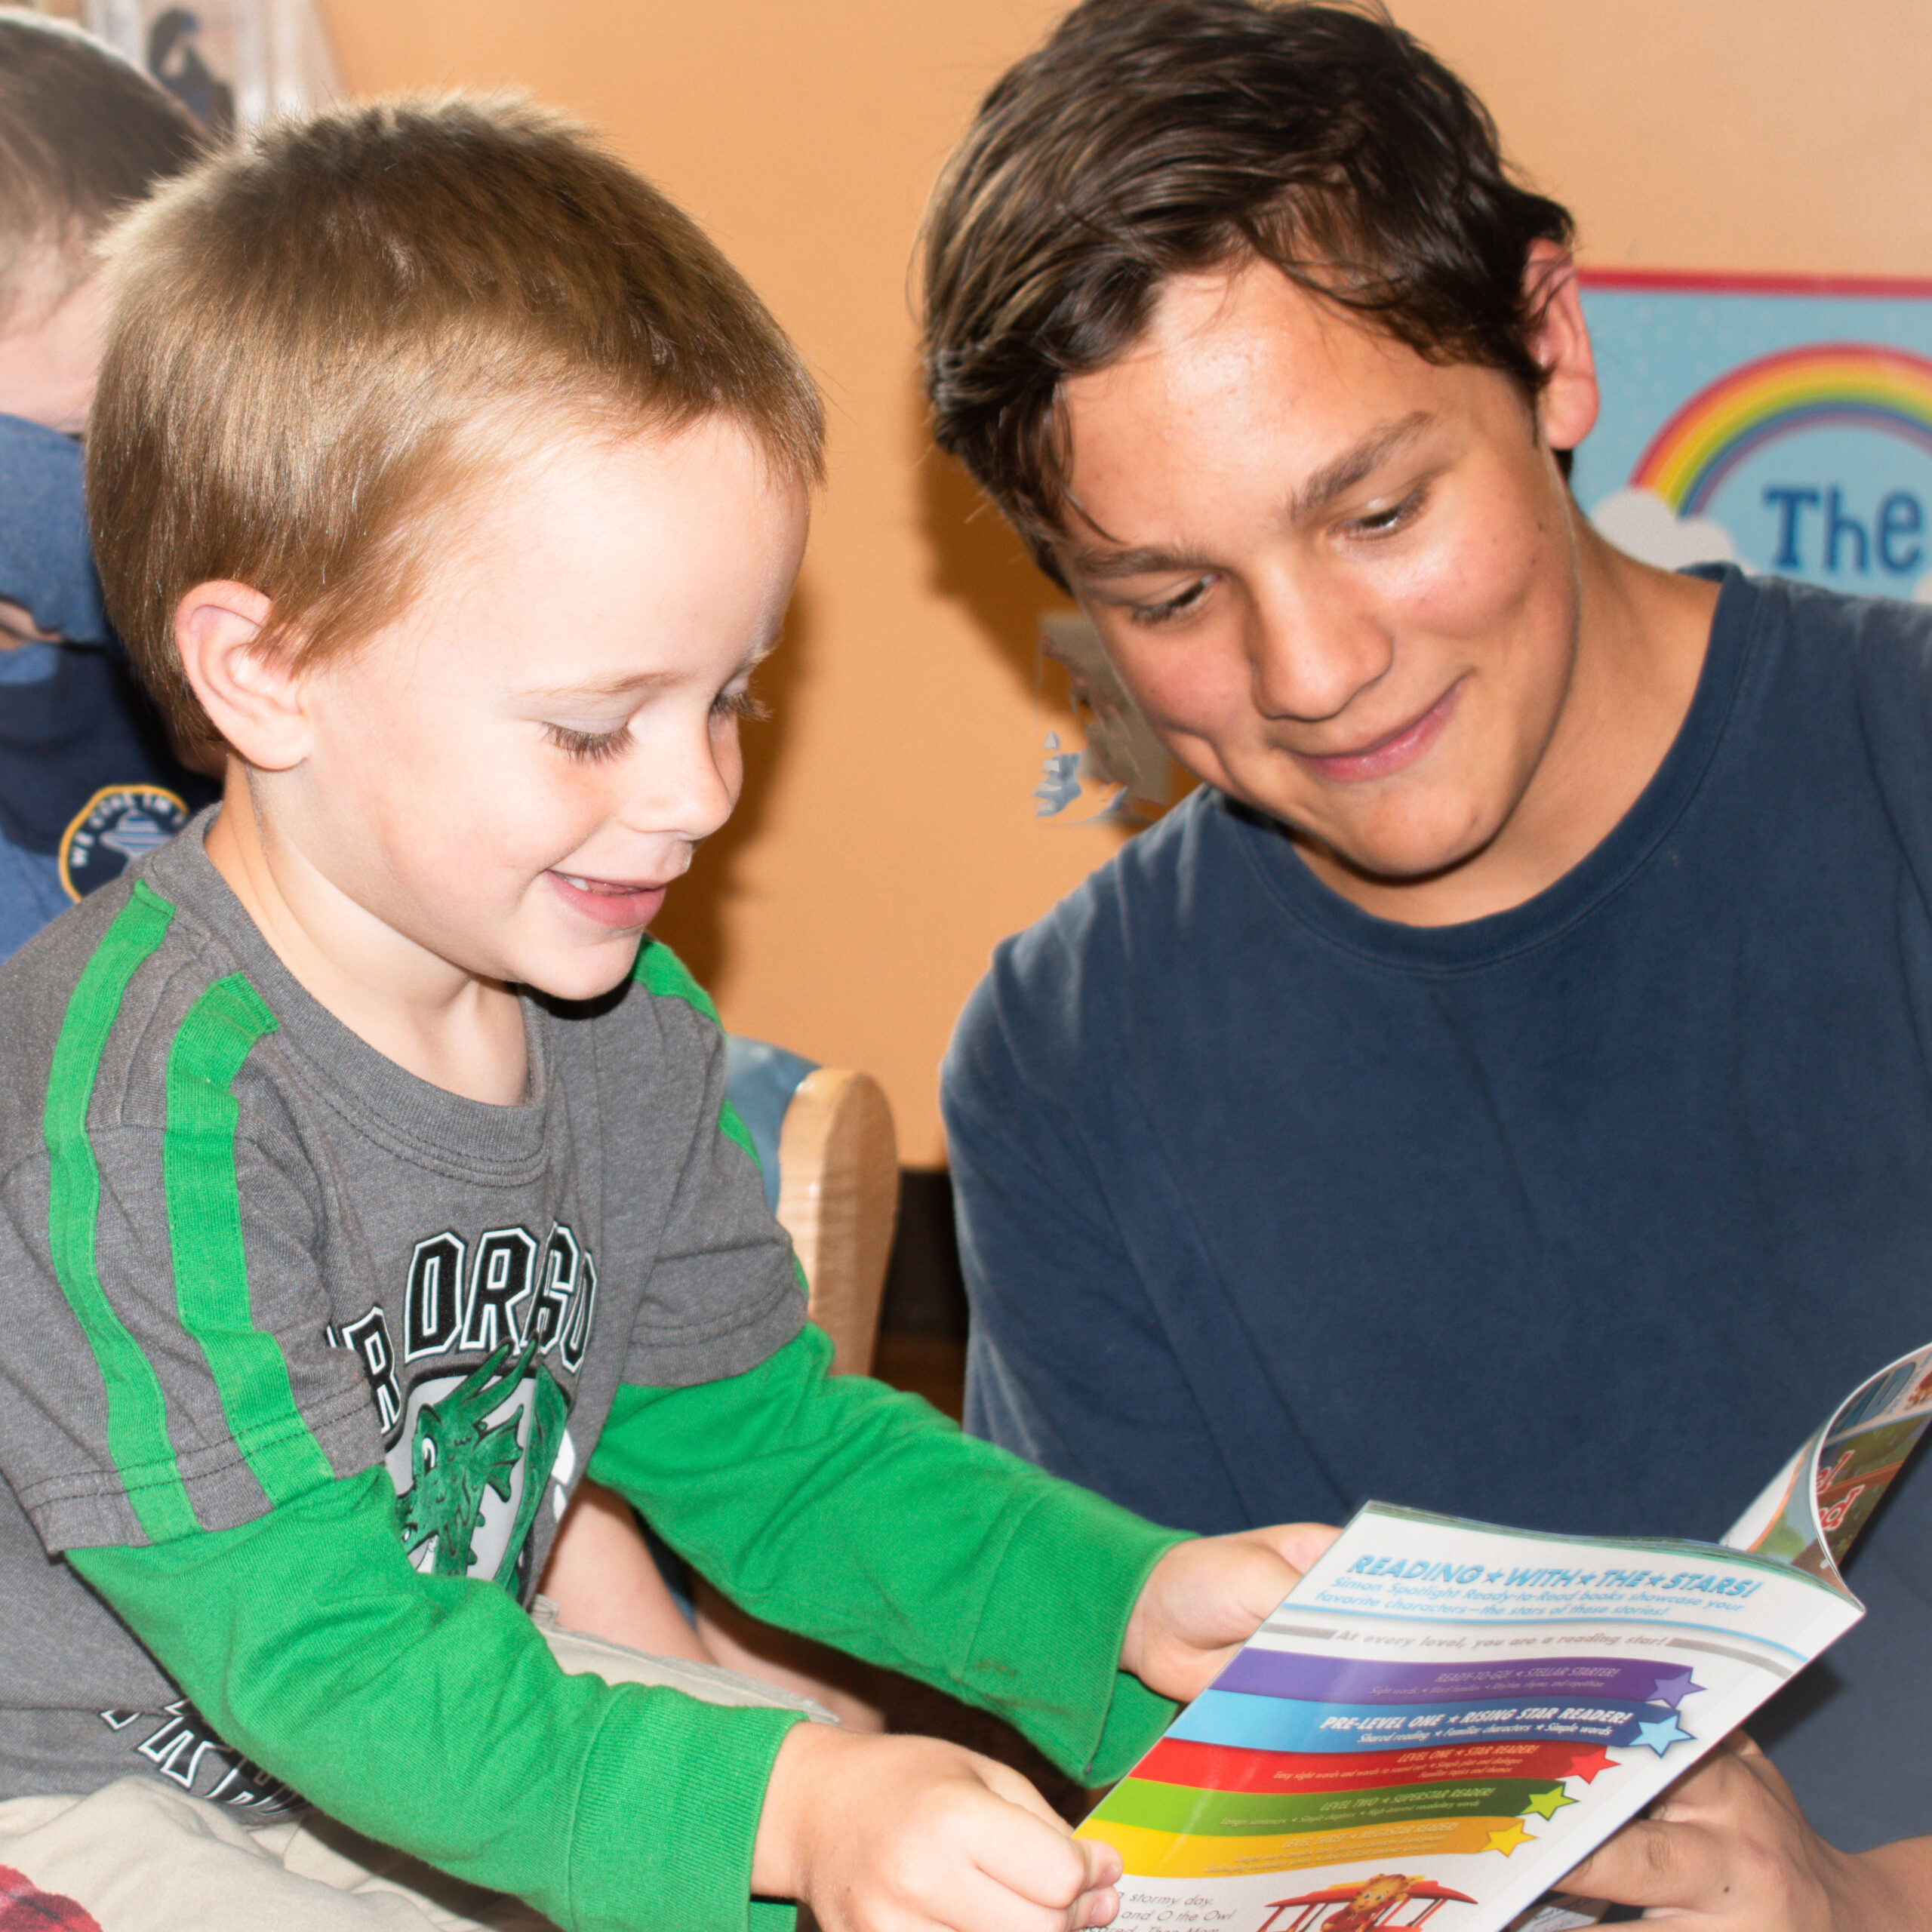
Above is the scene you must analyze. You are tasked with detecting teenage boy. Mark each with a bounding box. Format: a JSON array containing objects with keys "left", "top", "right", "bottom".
[
  {"left": 0, "top": 11, "right": 212, "bottom": 954},
  {"left": 0, "top": 94, "right": 1325, "bottom": 1932},
  {"left": 921, "top": 0, "right": 1932, "bottom": 1916}
]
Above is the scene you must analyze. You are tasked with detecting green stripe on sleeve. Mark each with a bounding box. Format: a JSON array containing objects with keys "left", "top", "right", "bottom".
[
  {"left": 165, "top": 974, "right": 334, "bottom": 1506},
  {"left": 631, "top": 934, "right": 720, "bottom": 1021},
  {"left": 717, "top": 1095, "right": 759, "bottom": 1168},
  {"left": 42, "top": 881, "right": 199, "bottom": 1543},
  {"left": 632, "top": 938, "right": 768, "bottom": 1177}
]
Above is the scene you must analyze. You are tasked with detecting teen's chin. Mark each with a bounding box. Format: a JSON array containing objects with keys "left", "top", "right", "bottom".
[{"left": 1321, "top": 796, "right": 1504, "bottom": 882}]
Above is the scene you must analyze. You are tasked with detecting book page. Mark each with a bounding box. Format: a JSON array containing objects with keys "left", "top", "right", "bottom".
[
  {"left": 1081, "top": 1505, "right": 1861, "bottom": 1932},
  {"left": 1724, "top": 1339, "right": 1932, "bottom": 1577}
]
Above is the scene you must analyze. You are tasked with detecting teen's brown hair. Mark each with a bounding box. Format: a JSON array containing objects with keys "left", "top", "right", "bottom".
[
  {"left": 920, "top": 0, "right": 1573, "bottom": 574},
  {"left": 88, "top": 93, "right": 824, "bottom": 752}
]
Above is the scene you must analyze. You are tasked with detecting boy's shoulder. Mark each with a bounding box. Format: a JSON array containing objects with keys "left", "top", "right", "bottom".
[{"left": 0, "top": 819, "right": 270, "bottom": 1165}]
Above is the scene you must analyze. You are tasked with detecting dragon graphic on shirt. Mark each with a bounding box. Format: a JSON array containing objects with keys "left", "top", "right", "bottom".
[{"left": 396, "top": 1337, "right": 569, "bottom": 1587}]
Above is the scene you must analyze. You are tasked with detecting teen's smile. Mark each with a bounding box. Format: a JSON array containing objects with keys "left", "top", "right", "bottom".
[{"left": 1288, "top": 679, "right": 1464, "bottom": 785}]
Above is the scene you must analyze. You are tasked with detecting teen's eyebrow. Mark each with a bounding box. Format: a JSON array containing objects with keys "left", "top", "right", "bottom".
[
  {"left": 1287, "top": 411, "right": 1436, "bottom": 522},
  {"left": 1064, "top": 411, "right": 1439, "bottom": 584}
]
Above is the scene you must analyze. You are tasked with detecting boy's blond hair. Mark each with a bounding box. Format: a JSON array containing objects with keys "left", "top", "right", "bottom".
[
  {"left": 88, "top": 93, "right": 825, "bottom": 752},
  {"left": 0, "top": 9, "right": 203, "bottom": 324}
]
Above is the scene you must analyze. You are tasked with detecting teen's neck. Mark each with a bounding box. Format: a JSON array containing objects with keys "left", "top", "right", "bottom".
[
  {"left": 1298, "top": 518, "right": 1718, "bottom": 928},
  {"left": 204, "top": 775, "right": 530, "bottom": 1106}
]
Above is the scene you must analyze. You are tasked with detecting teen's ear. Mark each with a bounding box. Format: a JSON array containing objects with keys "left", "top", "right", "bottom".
[
  {"left": 174, "top": 580, "right": 309, "bottom": 772},
  {"left": 1522, "top": 239, "right": 1598, "bottom": 457}
]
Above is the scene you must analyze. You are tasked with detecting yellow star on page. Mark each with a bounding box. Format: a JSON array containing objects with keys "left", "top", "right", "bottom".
[{"left": 1485, "top": 1820, "right": 1536, "bottom": 1855}]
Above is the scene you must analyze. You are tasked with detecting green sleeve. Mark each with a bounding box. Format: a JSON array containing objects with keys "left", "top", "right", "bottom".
[
  {"left": 71, "top": 1466, "right": 806, "bottom": 1932},
  {"left": 591, "top": 1323, "right": 1189, "bottom": 1783}
]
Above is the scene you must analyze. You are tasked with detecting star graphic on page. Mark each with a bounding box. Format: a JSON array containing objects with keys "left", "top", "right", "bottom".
[
  {"left": 1564, "top": 1746, "right": 1619, "bottom": 1783},
  {"left": 1485, "top": 1821, "right": 1536, "bottom": 1855},
  {"left": 1644, "top": 1669, "right": 1705, "bottom": 1709},
  {"left": 1522, "top": 1786, "right": 1577, "bottom": 1820},
  {"left": 1633, "top": 1713, "right": 1694, "bottom": 1756}
]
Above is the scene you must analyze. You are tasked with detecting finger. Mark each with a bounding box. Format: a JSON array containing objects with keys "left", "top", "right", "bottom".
[
  {"left": 970, "top": 1752, "right": 1081, "bottom": 1832},
  {"left": 968, "top": 1794, "right": 1104, "bottom": 1908},
  {"left": 1643, "top": 1733, "right": 1768, "bottom": 1825},
  {"left": 1561, "top": 1815, "right": 1721, "bottom": 1912},
  {"left": 1075, "top": 1881, "right": 1121, "bottom": 1929},
  {"left": 938, "top": 1863, "right": 1102, "bottom": 1932}
]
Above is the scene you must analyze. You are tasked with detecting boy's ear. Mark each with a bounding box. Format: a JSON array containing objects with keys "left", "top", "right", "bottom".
[
  {"left": 1522, "top": 240, "right": 1599, "bottom": 456},
  {"left": 174, "top": 580, "right": 310, "bottom": 772}
]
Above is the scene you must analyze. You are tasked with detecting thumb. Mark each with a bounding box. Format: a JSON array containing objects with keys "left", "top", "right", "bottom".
[
  {"left": 1075, "top": 1831, "right": 1125, "bottom": 1891},
  {"left": 1258, "top": 1521, "right": 1340, "bottom": 1580}
]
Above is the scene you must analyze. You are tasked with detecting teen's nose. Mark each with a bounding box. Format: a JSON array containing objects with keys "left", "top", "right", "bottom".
[{"left": 1245, "top": 577, "right": 1394, "bottom": 722}]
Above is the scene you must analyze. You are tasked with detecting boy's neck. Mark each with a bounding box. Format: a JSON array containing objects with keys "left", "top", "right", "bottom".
[{"left": 205, "top": 769, "right": 531, "bottom": 1107}]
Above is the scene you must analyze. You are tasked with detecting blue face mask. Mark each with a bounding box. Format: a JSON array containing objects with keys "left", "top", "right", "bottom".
[
  {"left": 0, "top": 413, "right": 211, "bottom": 875},
  {"left": 0, "top": 412, "right": 109, "bottom": 645}
]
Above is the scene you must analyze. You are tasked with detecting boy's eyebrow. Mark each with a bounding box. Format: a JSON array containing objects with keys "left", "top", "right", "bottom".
[
  {"left": 1063, "top": 411, "right": 1438, "bottom": 583},
  {"left": 519, "top": 637, "right": 780, "bottom": 704}
]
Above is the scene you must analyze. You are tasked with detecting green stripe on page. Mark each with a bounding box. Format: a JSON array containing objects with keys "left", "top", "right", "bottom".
[
  {"left": 165, "top": 974, "right": 334, "bottom": 1505},
  {"left": 42, "top": 880, "right": 199, "bottom": 1543}
]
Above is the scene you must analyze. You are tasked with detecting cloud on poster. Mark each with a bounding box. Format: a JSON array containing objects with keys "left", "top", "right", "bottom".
[{"left": 1590, "top": 488, "right": 1738, "bottom": 571}]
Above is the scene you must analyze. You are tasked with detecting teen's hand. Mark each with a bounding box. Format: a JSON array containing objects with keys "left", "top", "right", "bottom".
[
  {"left": 1119, "top": 1523, "right": 1339, "bottom": 1704},
  {"left": 1560, "top": 1731, "right": 1932, "bottom": 1930},
  {"left": 752, "top": 1722, "right": 1123, "bottom": 1932}
]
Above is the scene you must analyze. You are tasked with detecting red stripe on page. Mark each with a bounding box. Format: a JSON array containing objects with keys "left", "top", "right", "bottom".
[{"left": 1134, "top": 1734, "right": 1619, "bottom": 1795}]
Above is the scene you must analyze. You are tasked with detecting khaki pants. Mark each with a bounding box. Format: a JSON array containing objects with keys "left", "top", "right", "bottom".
[{"left": 0, "top": 1603, "right": 833, "bottom": 1932}]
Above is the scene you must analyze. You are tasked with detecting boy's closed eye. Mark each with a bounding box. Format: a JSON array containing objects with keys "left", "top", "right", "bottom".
[{"left": 542, "top": 680, "right": 768, "bottom": 763}]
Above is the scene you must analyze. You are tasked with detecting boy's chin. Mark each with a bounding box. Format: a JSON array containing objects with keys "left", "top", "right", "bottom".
[{"left": 516, "top": 940, "right": 646, "bottom": 1004}]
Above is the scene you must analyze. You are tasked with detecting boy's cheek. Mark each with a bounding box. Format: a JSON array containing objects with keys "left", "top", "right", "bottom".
[{"left": 0, "top": 272, "right": 106, "bottom": 434}]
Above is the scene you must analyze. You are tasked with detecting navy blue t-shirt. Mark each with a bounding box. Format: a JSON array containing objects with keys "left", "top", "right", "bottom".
[{"left": 944, "top": 568, "right": 1932, "bottom": 1847}]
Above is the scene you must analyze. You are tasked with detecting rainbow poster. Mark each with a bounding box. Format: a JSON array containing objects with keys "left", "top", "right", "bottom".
[{"left": 1571, "top": 271, "right": 1932, "bottom": 597}]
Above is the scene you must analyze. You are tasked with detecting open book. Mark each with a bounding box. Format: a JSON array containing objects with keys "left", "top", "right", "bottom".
[{"left": 1079, "top": 1341, "right": 1932, "bottom": 1932}]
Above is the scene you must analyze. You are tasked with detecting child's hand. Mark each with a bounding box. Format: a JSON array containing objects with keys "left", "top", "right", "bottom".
[
  {"left": 1119, "top": 1523, "right": 1339, "bottom": 1704},
  {"left": 752, "top": 1722, "right": 1124, "bottom": 1932},
  {"left": 1559, "top": 1730, "right": 1932, "bottom": 1930}
]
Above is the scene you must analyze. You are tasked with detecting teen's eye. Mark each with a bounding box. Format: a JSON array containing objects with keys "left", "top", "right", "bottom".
[
  {"left": 712, "top": 685, "right": 770, "bottom": 724},
  {"left": 1343, "top": 483, "right": 1429, "bottom": 538},
  {"left": 544, "top": 721, "right": 633, "bottom": 764},
  {"left": 1127, "top": 576, "right": 1214, "bottom": 628}
]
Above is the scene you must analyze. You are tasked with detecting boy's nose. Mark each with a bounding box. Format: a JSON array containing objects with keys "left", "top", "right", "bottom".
[{"left": 628, "top": 726, "right": 739, "bottom": 844}]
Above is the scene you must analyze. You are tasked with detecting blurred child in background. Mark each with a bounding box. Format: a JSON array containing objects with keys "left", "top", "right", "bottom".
[{"left": 0, "top": 9, "right": 213, "bottom": 958}]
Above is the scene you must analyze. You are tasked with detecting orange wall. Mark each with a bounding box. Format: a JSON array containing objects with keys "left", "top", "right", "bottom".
[{"left": 318, "top": 0, "right": 1932, "bottom": 1160}]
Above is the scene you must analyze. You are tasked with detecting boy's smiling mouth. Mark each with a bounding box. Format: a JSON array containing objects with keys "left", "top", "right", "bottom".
[{"left": 546, "top": 870, "right": 669, "bottom": 929}]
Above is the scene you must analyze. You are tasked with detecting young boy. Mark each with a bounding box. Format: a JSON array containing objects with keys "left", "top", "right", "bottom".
[
  {"left": 919, "top": 2, "right": 1930, "bottom": 1923},
  {"left": 0, "top": 90, "right": 1324, "bottom": 1932},
  {"left": 0, "top": 11, "right": 212, "bottom": 954}
]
